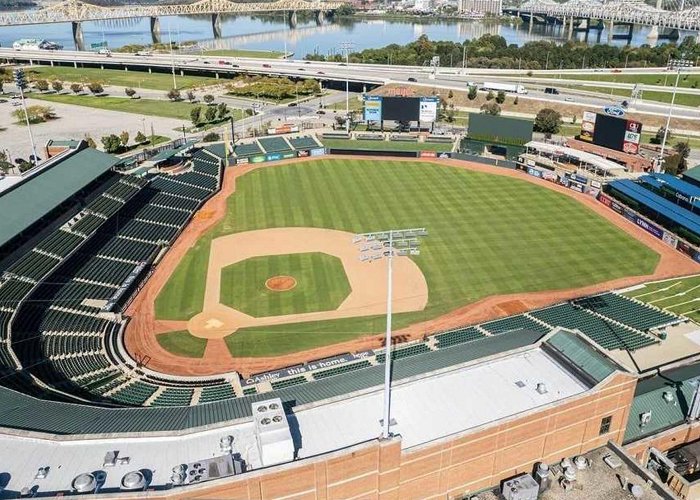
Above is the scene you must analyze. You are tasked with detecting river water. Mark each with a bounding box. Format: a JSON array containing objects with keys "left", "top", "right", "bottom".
[{"left": 0, "top": 14, "right": 690, "bottom": 55}]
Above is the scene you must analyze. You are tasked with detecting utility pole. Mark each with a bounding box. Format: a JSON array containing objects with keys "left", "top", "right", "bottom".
[
  {"left": 340, "top": 41, "right": 354, "bottom": 134},
  {"left": 168, "top": 24, "right": 177, "bottom": 90}
]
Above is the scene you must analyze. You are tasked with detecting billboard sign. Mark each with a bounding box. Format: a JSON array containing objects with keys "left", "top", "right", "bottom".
[
  {"left": 363, "top": 96, "right": 383, "bottom": 122},
  {"left": 603, "top": 105, "right": 626, "bottom": 117},
  {"left": 419, "top": 97, "right": 439, "bottom": 122},
  {"left": 580, "top": 111, "right": 597, "bottom": 142}
]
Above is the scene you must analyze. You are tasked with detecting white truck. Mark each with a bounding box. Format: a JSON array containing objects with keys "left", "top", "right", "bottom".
[{"left": 481, "top": 81, "right": 528, "bottom": 94}]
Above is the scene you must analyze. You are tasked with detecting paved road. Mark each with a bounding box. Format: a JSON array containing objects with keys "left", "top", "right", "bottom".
[{"left": 5, "top": 49, "right": 700, "bottom": 121}]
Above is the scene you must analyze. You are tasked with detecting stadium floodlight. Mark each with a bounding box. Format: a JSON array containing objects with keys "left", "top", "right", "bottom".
[
  {"left": 353, "top": 227, "right": 427, "bottom": 440},
  {"left": 658, "top": 57, "right": 694, "bottom": 171},
  {"left": 13, "top": 67, "right": 38, "bottom": 167}
]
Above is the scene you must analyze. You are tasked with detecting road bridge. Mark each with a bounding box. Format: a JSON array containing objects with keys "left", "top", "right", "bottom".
[
  {"left": 503, "top": 0, "right": 700, "bottom": 40},
  {"left": 0, "top": 0, "right": 343, "bottom": 49}
]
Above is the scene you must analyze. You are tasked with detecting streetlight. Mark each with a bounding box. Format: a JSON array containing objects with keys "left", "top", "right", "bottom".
[
  {"left": 353, "top": 227, "right": 427, "bottom": 440},
  {"left": 13, "top": 68, "right": 38, "bottom": 167},
  {"left": 658, "top": 58, "right": 694, "bottom": 172},
  {"left": 340, "top": 41, "right": 354, "bottom": 134}
]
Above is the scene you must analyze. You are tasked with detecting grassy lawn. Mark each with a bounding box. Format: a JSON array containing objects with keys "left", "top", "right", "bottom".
[
  {"left": 155, "top": 159, "right": 659, "bottom": 357},
  {"left": 538, "top": 72, "right": 700, "bottom": 90},
  {"left": 156, "top": 330, "right": 208, "bottom": 358},
  {"left": 556, "top": 82, "right": 700, "bottom": 107},
  {"left": 204, "top": 49, "right": 284, "bottom": 59},
  {"left": 220, "top": 252, "right": 350, "bottom": 317},
  {"left": 623, "top": 274, "right": 700, "bottom": 323},
  {"left": 321, "top": 138, "right": 453, "bottom": 152},
  {"left": 29, "top": 93, "right": 244, "bottom": 121},
  {"left": 24, "top": 66, "right": 219, "bottom": 91}
]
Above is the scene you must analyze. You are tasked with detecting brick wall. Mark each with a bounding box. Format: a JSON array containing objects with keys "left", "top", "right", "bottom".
[{"left": 168, "top": 372, "right": 636, "bottom": 500}]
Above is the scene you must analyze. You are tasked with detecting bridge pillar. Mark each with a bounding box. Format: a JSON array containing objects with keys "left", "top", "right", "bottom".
[
  {"left": 72, "top": 21, "right": 85, "bottom": 51},
  {"left": 288, "top": 10, "right": 297, "bottom": 29},
  {"left": 73, "top": 61, "right": 78, "bottom": 68},
  {"left": 607, "top": 20, "right": 614, "bottom": 42},
  {"left": 315, "top": 10, "right": 325, "bottom": 26},
  {"left": 212, "top": 13, "right": 222, "bottom": 39},
  {"left": 150, "top": 17, "right": 162, "bottom": 45},
  {"left": 647, "top": 25, "right": 659, "bottom": 41},
  {"left": 568, "top": 16, "right": 574, "bottom": 40}
]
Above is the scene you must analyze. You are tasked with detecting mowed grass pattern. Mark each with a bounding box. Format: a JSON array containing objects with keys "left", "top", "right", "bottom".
[
  {"left": 219, "top": 252, "right": 351, "bottom": 317},
  {"left": 157, "top": 159, "right": 659, "bottom": 356},
  {"left": 623, "top": 274, "right": 700, "bottom": 323},
  {"left": 156, "top": 330, "right": 208, "bottom": 358}
]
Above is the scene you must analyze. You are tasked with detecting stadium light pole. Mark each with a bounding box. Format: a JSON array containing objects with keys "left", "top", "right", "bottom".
[
  {"left": 658, "top": 57, "right": 693, "bottom": 172},
  {"left": 340, "top": 41, "right": 354, "bottom": 134},
  {"left": 353, "top": 228, "right": 427, "bottom": 440}
]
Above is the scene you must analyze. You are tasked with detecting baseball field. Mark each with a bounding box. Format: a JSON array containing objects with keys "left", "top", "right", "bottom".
[{"left": 152, "top": 158, "right": 660, "bottom": 359}]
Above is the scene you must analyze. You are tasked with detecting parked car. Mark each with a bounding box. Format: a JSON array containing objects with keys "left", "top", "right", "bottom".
[{"left": 544, "top": 87, "right": 559, "bottom": 95}]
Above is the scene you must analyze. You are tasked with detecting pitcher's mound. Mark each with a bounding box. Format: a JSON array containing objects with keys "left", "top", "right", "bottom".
[{"left": 265, "top": 276, "right": 297, "bottom": 292}]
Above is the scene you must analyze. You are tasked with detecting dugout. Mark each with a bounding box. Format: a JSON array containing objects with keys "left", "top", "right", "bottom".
[{"left": 461, "top": 114, "right": 533, "bottom": 160}]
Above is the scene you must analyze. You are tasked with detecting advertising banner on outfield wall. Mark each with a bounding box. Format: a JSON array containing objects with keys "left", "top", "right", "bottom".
[
  {"left": 634, "top": 215, "right": 664, "bottom": 239},
  {"left": 420, "top": 151, "right": 437, "bottom": 158},
  {"left": 266, "top": 153, "right": 283, "bottom": 162},
  {"left": 250, "top": 155, "right": 266, "bottom": 163},
  {"left": 236, "top": 157, "right": 249, "bottom": 165},
  {"left": 310, "top": 148, "right": 326, "bottom": 157},
  {"left": 527, "top": 167, "right": 542, "bottom": 178}
]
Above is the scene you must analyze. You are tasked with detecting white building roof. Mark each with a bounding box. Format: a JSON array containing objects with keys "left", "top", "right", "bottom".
[
  {"left": 526, "top": 141, "right": 628, "bottom": 174},
  {"left": 0, "top": 347, "right": 587, "bottom": 496}
]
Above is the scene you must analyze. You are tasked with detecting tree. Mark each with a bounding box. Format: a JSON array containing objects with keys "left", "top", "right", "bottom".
[
  {"left": 217, "top": 102, "right": 228, "bottom": 120},
  {"left": 124, "top": 88, "right": 136, "bottom": 98},
  {"left": 87, "top": 82, "right": 104, "bottom": 95},
  {"left": 101, "top": 134, "right": 122, "bottom": 153},
  {"left": 447, "top": 89, "right": 454, "bottom": 99},
  {"left": 663, "top": 153, "right": 683, "bottom": 176},
  {"left": 203, "top": 94, "right": 215, "bottom": 105},
  {"left": 495, "top": 90, "right": 506, "bottom": 104},
  {"left": 119, "top": 131, "right": 129, "bottom": 147},
  {"left": 480, "top": 102, "right": 501, "bottom": 115},
  {"left": 186, "top": 90, "right": 196, "bottom": 103},
  {"left": 513, "top": 96, "right": 519, "bottom": 105},
  {"left": 12, "top": 105, "right": 55, "bottom": 124},
  {"left": 51, "top": 80, "right": 63, "bottom": 93},
  {"left": 245, "top": 108, "right": 255, "bottom": 116},
  {"left": 204, "top": 106, "right": 217, "bottom": 122},
  {"left": 84, "top": 135, "right": 97, "bottom": 149},
  {"left": 202, "top": 132, "right": 220, "bottom": 142},
  {"left": 0, "top": 151, "right": 13, "bottom": 173},
  {"left": 674, "top": 141, "right": 691, "bottom": 172},
  {"left": 135, "top": 131, "right": 147, "bottom": 144},
  {"left": 467, "top": 85, "right": 477, "bottom": 101},
  {"left": 652, "top": 127, "right": 671, "bottom": 145},
  {"left": 166, "top": 88, "right": 181, "bottom": 101},
  {"left": 335, "top": 115, "right": 347, "bottom": 127},
  {"left": 34, "top": 79, "right": 49, "bottom": 92},
  {"left": 70, "top": 83, "right": 83, "bottom": 94},
  {"left": 190, "top": 106, "right": 202, "bottom": 126},
  {"left": 486, "top": 90, "right": 495, "bottom": 101},
  {"left": 534, "top": 108, "right": 562, "bottom": 135}
]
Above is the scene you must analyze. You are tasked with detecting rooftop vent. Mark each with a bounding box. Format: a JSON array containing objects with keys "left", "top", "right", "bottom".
[
  {"left": 120, "top": 471, "right": 147, "bottom": 491},
  {"left": 536, "top": 383, "right": 548, "bottom": 395},
  {"left": 34, "top": 467, "right": 49, "bottom": 479},
  {"left": 72, "top": 473, "right": 96, "bottom": 494},
  {"left": 252, "top": 398, "right": 295, "bottom": 467},
  {"left": 663, "top": 391, "right": 675, "bottom": 404}
]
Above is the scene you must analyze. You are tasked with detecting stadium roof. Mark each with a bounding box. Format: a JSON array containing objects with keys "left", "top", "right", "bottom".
[
  {"left": 525, "top": 141, "right": 627, "bottom": 174},
  {"left": 0, "top": 331, "right": 603, "bottom": 495},
  {"left": 682, "top": 165, "right": 700, "bottom": 186},
  {"left": 641, "top": 173, "right": 700, "bottom": 202},
  {"left": 608, "top": 179, "right": 700, "bottom": 236},
  {"left": 624, "top": 360, "right": 700, "bottom": 444},
  {"left": 0, "top": 147, "right": 120, "bottom": 249},
  {"left": 150, "top": 140, "right": 196, "bottom": 163}
]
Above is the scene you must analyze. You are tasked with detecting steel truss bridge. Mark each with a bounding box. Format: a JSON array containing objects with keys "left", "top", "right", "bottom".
[
  {"left": 0, "top": 0, "right": 343, "bottom": 26},
  {"left": 505, "top": 0, "right": 700, "bottom": 33}
]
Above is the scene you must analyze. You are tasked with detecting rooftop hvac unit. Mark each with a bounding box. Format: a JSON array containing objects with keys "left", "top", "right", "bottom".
[
  {"left": 71, "top": 473, "right": 96, "bottom": 494},
  {"left": 501, "top": 473, "right": 539, "bottom": 500},
  {"left": 120, "top": 471, "right": 147, "bottom": 491},
  {"left": 252, "top": 398, "right": 295, "bottom": 467}
]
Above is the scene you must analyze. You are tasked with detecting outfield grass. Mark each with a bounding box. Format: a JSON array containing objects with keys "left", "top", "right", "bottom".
[
  {"left": 203, "top": 49, "right": 284, "bottom": 59},
  {"left": 24, "top": 66, "right": 219, "bottom": 91},
  {"left": 623, "top": 274, "right": 700, "bottom": 323},
  {"left": 322, "top": 138, "right": 453, "bottom": 152},
  {"left": 155, "top": 159, "right": 659, "bottom": 357},
  {"left": 220, "top": 252, "right": 351, "bottom": 317},
  {"left": 29, "top": 93, "right": 244, "bottom": 121},
  {"left": 156, "top": 330, "right": 208, "bottom": 358}
]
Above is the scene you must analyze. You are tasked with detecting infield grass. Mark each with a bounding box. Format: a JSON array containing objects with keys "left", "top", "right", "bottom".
[
  {"left": 623, "top": 274, "right": 700, "bottom": 323},
  {"left": 220, "top": 252, "right": 351, "bottom": 317},
  {"left": 156, "top": 330, "right": 208, "bottom": 358},
  {"left": 156, "top": 158, "right": 659, "bottom": 357}
]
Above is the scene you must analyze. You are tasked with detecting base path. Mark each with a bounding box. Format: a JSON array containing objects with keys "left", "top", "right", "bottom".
[
  {"left": 186, "top": 227, "right": 427, "bottom": 339},
  {"left": 125, "top": 156, "right": 700, "bottom": 377}
]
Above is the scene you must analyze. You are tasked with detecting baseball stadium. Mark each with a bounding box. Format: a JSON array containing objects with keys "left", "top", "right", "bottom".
[{"left": 1, "top": 136, "right": 700, "bottom": 499}]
